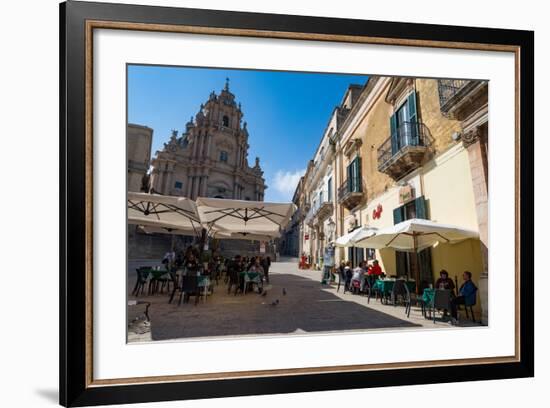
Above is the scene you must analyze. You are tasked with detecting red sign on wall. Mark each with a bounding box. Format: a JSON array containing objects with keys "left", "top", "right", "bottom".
[
  {"left": 372, "top": 204, "right": 383, "bottom": 220},
  {"left": 304, "top": 234, "right": 309, "bottom": 240}
]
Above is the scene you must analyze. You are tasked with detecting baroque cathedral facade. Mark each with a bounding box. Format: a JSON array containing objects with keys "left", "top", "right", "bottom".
[{"left": 150, "top": 80, "right": 267, "bottom": 201}]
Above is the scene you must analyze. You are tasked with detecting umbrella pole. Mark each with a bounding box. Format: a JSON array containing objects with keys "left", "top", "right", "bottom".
[{"left": 414, "top": 234, "right": 421, "bottom": 295}]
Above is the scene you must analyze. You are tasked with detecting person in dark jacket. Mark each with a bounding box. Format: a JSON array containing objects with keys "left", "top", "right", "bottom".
[
  {"left": 262, "top": 256, "right": 271, "bottom": 283},
  {"left": 435, "top": 269, "right": 456, "bottom": 293},
  {"left": 450, "top": 271, "right": 478, "bottom": 322}
]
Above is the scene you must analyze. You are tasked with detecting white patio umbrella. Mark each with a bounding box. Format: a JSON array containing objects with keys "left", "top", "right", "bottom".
[
  {"left": 127, "top": 192, "right": 202, "bottom": 236},
  {"left": 195, "top": 197, "right": 296, "bottom": 235},
  {"left": 138, "top": 224, "right": 196, "bottom": 236},
  {"left": 334, "top": 226, "right": 377, "bottom": 247},
  {"left": 355, "top": 218, "right": 479, "bottom": 251},
  {"left": 212, "top": 228, "right": 280, "bottom": 242},
  {"left": 354, "top": 218, "right": 479, "bottom": 293}
]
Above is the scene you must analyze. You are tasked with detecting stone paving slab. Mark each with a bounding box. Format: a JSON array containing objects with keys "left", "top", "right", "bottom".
[{"left": 127, "top": 260, "right": 481, "bottom": 343}]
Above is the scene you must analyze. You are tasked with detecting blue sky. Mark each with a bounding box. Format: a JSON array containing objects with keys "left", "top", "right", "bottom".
[{"left": 128, "top": 65, "right": 369, "bottom": 202}]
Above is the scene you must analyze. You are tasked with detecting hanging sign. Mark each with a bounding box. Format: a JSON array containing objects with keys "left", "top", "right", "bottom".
[{"left": 399, "top": 185, "right": 414, "bottom": 204}]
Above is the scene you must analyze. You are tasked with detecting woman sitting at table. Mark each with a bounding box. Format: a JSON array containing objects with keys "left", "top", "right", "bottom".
[
  {"left": 435, "top": 269, "right": 455, "bottom": 293},
  {"left": 367, "top": 260, "right": 383, "bottom": 276},
  {"left": 450, "top": 271, "right": 478, "bottom": 324},
  {"left": 248, "top": 258, "right": 264, "bottom": 275}
]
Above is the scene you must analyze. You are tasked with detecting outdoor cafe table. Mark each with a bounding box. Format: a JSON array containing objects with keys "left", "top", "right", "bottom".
[
  {"left": 239, "top": 271, "right": 263, "bottom": 293},
  {"left": 372, "top": 279, "right": 416, "bottom": 304}
]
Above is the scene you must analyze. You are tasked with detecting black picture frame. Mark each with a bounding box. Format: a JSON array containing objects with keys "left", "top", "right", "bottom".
[{"left": 60, "top": 1, "right": 534, "bottom": 406}]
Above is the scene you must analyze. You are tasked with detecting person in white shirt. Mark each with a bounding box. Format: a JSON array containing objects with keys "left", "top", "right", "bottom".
[{"left": 350, "top": 261, "right": 367, "bottom": 293}]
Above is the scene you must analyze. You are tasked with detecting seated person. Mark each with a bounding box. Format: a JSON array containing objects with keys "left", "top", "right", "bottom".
[
  {"left": 450, "top": 271, "right": 478, "bottom": 323},
  {"left": 435, "top": 269, "right": 455, "bottom": 293},
  {"left": 248, "top": 257, "right": 264, "bottom": 275},
  {"left": 227, "top": 255, "right": 243, "bottom": 294},
  {"left": 183, "top": 253, "right": 200, "bottom": 276},
  {"left": 343, "top": 261, "right": 353, "bottom": 291},
  {"left": 367, "top": 260, "right": 383, "bottom": 276},
  {"left": 350, "top": 261, "right": 366, "bottom": 292}
]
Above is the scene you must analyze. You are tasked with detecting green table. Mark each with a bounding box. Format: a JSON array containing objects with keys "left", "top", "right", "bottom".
[
  {"left": 372, "top": 279, "right": 416, "bottom": 303},
  {"left": 239, "top": 271, "right": 261, "bottom": 280},
  {"left": 149, "top": 269, "right": 170, "bottom": 280},
  {"left": 422, "top": 288, "right": 436, "bottom": 306},
  {"left": 239, "top": 271, "right": 262, "bottom": 294}
]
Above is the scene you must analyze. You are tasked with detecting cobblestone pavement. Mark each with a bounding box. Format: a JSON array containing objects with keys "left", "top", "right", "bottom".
[{"left": 128, "top": 259, "right": 477, "bottom": 343}]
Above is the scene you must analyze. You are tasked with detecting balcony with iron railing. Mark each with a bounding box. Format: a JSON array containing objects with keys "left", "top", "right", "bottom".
[
  {"left": 438, "top": 79, "right": 487, "bottom": 120},
  {"left": 377, "top": 121, "right": 430, "bottom": 180},
  {"left": 338, "top": 175, "right": 364, "bottom": 210},
  {"left": 304, "top": 206, "right": 315, "bottom": 227},
  {"left": 313, "top": 195, "right": 334, "bottom": 221}
]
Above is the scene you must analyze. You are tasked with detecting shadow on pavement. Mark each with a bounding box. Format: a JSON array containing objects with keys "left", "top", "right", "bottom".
[{"left": 149, "top": 273, "right": 420, "bottom": 341}]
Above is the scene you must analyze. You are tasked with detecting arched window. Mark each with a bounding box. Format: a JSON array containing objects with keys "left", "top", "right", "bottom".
[
  {"left": 222, "top": 115, "right": 229, "bottom": 127},
  {"left": 219, "top": 151, "right": 228, "bottom": 162}
]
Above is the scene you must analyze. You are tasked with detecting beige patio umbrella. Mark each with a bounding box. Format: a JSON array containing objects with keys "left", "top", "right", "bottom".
[
  {"left": 354, "top": 218, "right": 479, "bottom": 293},
  {"left": 212, "top": 229, "right": 281, "bottom": 242},
  {"left": 138, "top": 224, "right": 196, "bottom": 236},
  {"left": 334, "top": 226, "right": 377, "bottom": 247},
  {"left": 127, "top": 192, "right": 202, "bottom": 236},
  {"left": 195, "top": 197, "right": 296, "bottom": 236}
]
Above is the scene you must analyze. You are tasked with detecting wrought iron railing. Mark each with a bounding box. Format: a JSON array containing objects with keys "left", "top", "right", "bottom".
[
  {"left": 377, "top": 121, "right": 429, "bottom": 167},
  {"left": 338, "top": 175, "right": 363, "bottom": 202},
  {"left": 437, "top": 79, "right": 470, "bottom": 108}
]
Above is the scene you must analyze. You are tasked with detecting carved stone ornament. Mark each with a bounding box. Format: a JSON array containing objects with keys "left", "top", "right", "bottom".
[
  {"left": 462, "top": 127, "right": 482, "bottom": 147},
  {"left": 216, "top": 138, "right": 234, "bottom": 152}
]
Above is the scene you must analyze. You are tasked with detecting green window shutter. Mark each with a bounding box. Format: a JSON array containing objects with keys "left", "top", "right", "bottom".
[
  {"left": 327, "top": 177, "right": 332, "bottom": 200},
  {"left": 408, "top": 91, "right": 418, "bottom": 122},
  {"left": 407, "top": 91, "right": 419, "bottom": 145},
  {"left": 347, "top": 163, "right": 352, "bottom": 191},
  {"left": 414, "top": 196, "right": 427, "bottom": 219},
  {"left": 354, "top": 157, "right": 362, "bottom": 192},
  {"left": 390, "top": 112, "right": 398, "bottom": 154},
  {"left": 393, "top": 206, "right": 404, "bottom": 224}
]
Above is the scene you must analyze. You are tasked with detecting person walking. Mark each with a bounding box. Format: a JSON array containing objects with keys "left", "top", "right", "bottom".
[{"left": 262, "top": 256, "right": 271, "bottom": 283}]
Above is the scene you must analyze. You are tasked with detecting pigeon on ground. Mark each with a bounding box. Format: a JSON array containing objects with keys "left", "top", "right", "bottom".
[
  {"left": 271, "top": 299, "right": 279, "bottom": 306},
  {"left": 261, "top": 290, "right": 267, "bottom": 297},
  {"left": 282, "top": 288, "right": 287, "bottom": 296}
]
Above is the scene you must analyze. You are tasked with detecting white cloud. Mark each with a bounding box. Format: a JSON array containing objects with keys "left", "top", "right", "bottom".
[{"left": 272, "top": 169, "right": 305, "bottom": 199}]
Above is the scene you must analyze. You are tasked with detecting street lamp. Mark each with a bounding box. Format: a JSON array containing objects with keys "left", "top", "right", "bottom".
[{"left": 327, "top": 217, "right": 336, "bottom": 242}]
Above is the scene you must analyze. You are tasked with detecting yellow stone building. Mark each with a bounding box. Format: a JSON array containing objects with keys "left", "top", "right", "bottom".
[{"left": 298, "top": 76, "right": 489, "bottom": 323}]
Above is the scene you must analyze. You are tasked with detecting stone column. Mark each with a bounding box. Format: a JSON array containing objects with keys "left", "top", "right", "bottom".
[
  {"left": 205, "top": 133, "right": 212, "bottom": 159},
  {"left": 165, "top": 163, "right": 174, "bottom": 194},
  {"left": 201, "top": 134, "right": 207, "bottom": 159},
  {"left": 151, "top": 167, "right": 160, "bottom": 193},
  {"left": 192, "top": 176, "right": 200, "bottom": 199},
  {"left": 193, "top": 133, "right": 201, "bottom": 158},
  {"left": 186, "top": 175, "right": 193, "bottom": 198},
  {"left": 464, "top": 126, "right": 489, "bottom": 324},
  {"left": 201, "top": 174, "right": 209, "bottom": 196}
]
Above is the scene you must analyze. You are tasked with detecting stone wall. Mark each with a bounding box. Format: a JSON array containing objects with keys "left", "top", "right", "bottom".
[{"left": 415, "top": 79, "right": 462, "bottom": 155}]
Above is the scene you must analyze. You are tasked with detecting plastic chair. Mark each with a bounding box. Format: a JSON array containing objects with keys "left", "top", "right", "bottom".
[
  {"left": 432, "top": 289, "right": 453, "bottom": 323},
  {"left": 132, "top": 267, "right": 150, "bottom": 297},
  {"left": 179, "top": 275, "right": 200, "bottom": 305},
  {"left": 391, "top": 279, "right": 409, "bottom": 308}
]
